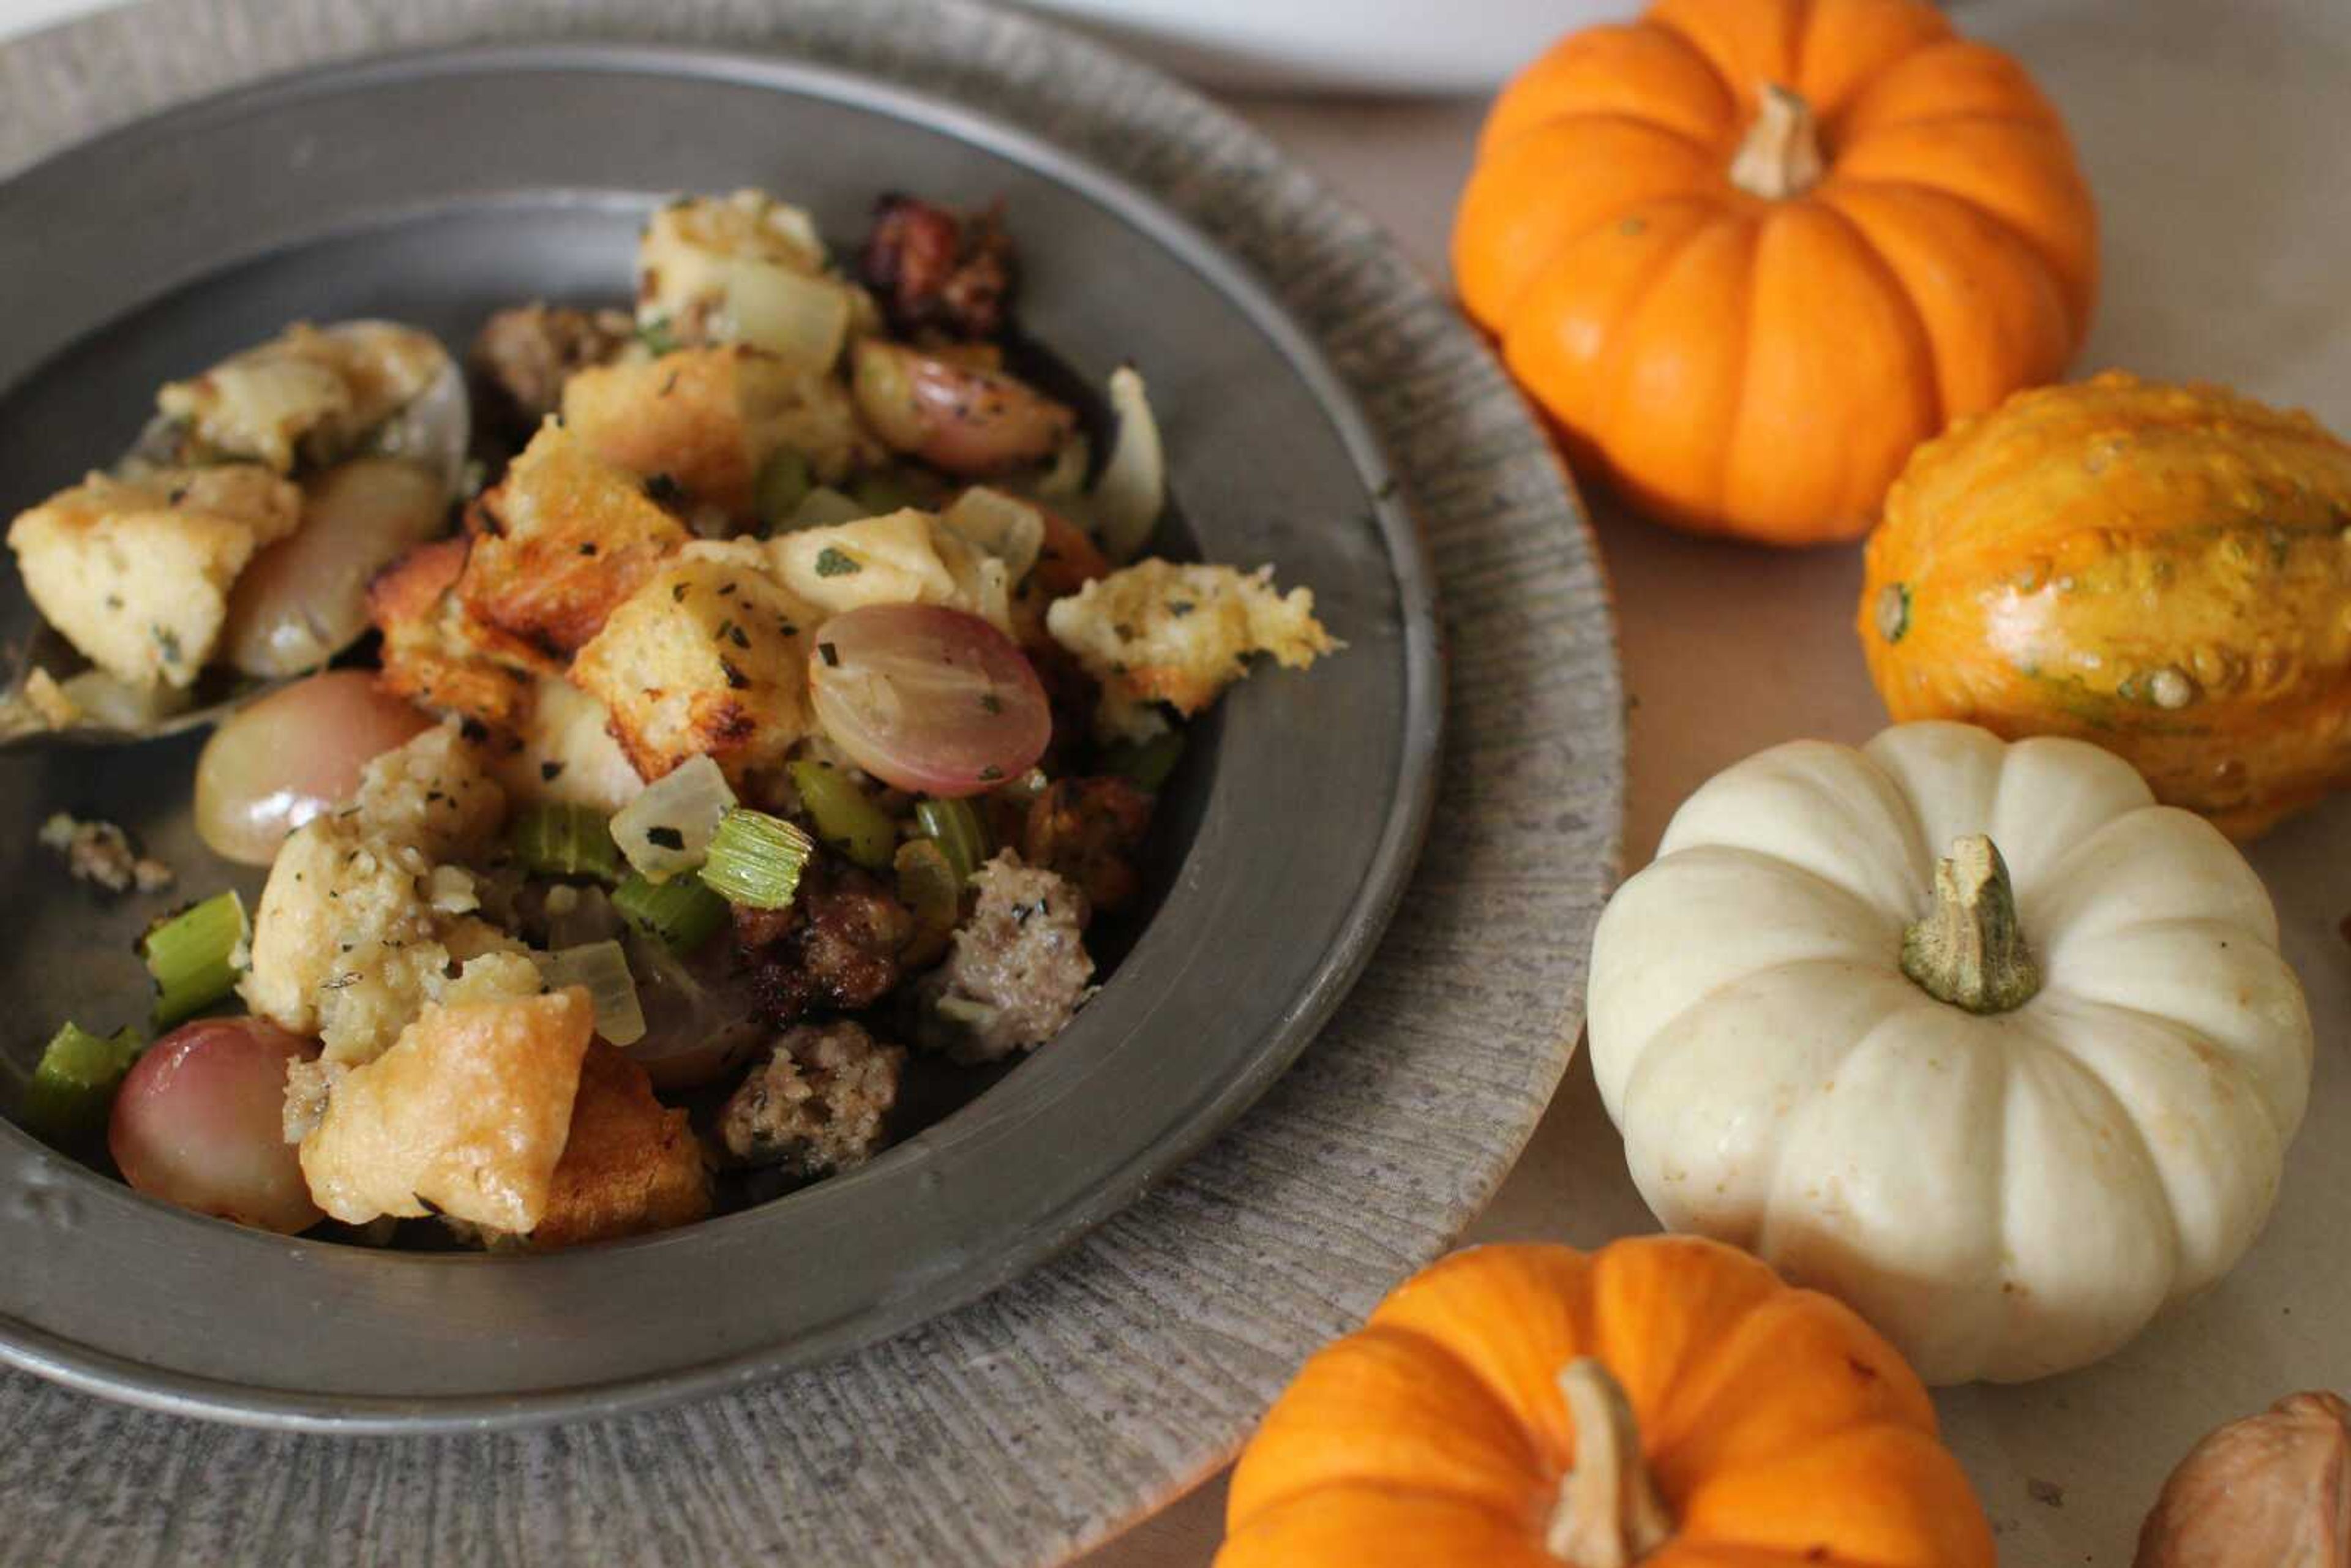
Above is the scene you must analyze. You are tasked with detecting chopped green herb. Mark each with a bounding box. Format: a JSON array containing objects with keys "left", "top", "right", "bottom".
[{"left": 814, "top": 547, "right": 863, "bottom": 578}]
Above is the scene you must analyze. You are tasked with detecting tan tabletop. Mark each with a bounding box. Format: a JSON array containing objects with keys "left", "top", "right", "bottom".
[{"left": 1092, "top": 1, "right": 2351, "bottom": 1561}]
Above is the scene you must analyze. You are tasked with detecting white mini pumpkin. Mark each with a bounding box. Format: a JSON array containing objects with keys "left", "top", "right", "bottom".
[{"left": 1588, "top": 722, "right": 2313, "bottom": 1385}]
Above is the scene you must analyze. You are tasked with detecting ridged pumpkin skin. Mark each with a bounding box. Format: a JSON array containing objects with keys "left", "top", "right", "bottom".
[
  {"left": 1454, "top": 0, "right": 2096, "bottom": 544},
  {"left": 1860, "top": 372, "right": 2351, "bottom": 838},
  {"left": 1217, "top": 1238, "right": 1995, "bottom": 1568}
]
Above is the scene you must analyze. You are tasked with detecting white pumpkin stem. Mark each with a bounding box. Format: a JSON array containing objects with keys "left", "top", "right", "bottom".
[
  {"left": 1728, "top": 84, "right": 1825, "bottom": 200},
  {"left": 1901, "top": 835, "right": 2043, "bottom": 1015},
  {"left": 1545, "top": 1359, "right": 1674, "bottom": 1566}
]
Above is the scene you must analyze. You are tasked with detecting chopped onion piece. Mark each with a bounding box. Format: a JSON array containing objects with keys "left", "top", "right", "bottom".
[
  {"left": 533, "top": 939, "right": 647, "bottom": 1047},
  {"left": 1092, "top": 366, "right": 1165, "bottom": 561},
  {"left": 610, "top": 754, "right": 736, "bottom": 882},
  {"left": 784, "top": 486, "right": 872, "bottom": 532},
  {"left": 59, "top": 670, "right": 195, "bottom": 730},
  {"left": 1034, "top": 433, "right": 1090, "bottom": 500},
  {"left": 724, "top": 261, "right": 852, "bottom": 373},
  {"left": 940, "top": 487, "right": 1046, "bottom": 580}
]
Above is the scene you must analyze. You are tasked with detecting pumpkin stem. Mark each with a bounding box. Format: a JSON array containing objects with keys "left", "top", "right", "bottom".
[
  {"left": 1900, "top": 835, "right": 2043, "bottom": 1015},
  {"left": 1729, "top": 84, "right": 1825, "bottom": 200},
  {"left": 1545, "top": 1358, "right": 1674, "bottom": 1567}
]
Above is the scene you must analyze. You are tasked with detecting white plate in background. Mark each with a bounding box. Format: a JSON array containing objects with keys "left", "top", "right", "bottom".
[{"left": 1019, "top": 0, "right": 1632, "bottom": 92}]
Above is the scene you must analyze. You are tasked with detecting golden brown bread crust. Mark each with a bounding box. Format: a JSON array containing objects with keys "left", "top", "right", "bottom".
[
  {"left": 562, "top": 347, "right": 763, "bottom": 519},
  {"left": 568, "top": 542, "right": 816, "bottom": 785},
  {"left": 526, "top": 1040, "right": 712, "bottom": 1250},
  {"left": 369, "top": 536, "right": 538, "bottom": 729},
  {"left": 457, "top": 421, "right": 689, "bottom": 661}
]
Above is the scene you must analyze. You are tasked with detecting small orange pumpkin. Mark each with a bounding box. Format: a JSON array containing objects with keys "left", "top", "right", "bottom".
[
  {"left": 1218, "top": 1237, "right": 1993, "bottom": 1567},
  {"left": 1454, "top": 0, "right": 2098, "bottom": 545}
]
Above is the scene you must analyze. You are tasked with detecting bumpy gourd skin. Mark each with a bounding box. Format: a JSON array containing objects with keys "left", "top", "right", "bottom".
[{"left": 1861, "top": 371, "right": 2351, "bottom": 838}]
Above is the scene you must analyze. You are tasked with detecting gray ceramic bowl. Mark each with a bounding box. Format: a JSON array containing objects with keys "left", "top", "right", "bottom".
[{"left": 0, "top": 45, "right": 1439, "bottom": 1428}]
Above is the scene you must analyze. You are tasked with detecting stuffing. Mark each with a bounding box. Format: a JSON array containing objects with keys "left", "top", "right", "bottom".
[
  {"left": 857, "top": 194, "right": 1018, "bottom": 342},
  {"left": 470, "top": 302, "right": 638, "bottom": 433},
  {"left": 457, "top": 421, "right": 691, "bottom": 661},
  {"left": 486, "top": 675, "right": 648, "bottom": 815},
  {"left": 569, "top": 540, "right": 819, "bottom": 784},
  {"left": 7, "top": 465, "right": 302, "bottom": 687},
  {"left": 718, "top": 1021, "right": 905, "bottom": 1177},
  {"left": 737, "top": 860, "right": 914, "bottom": 1024},
  {"left": 634, "top": 192, "right": 862, "bottom": 381},
  {"left": 348, "top": 719, "right": 509, "bottom": 860},
  {"left": 240, "top": 724, "right": 517, "bottom": 1064},
  {"left": 521, "top": 1040, "right": 712, "bottom": 1250},
  {"left": 155, "top": 320, "right": 448, "bottom": 472},
  {"left": 563, "top": 346, "right": 878, "bottom": 520},
  {"left": 1021, "top": 776, "right": 1152, "bottom": 915},
  {"left": 37, "top": 812, "right": 174, "bottom": 893},
  {"left": 294, "top": 954, "right": 594, "bottom": 1232},
  {"left": 369, "top": 536, "right": 539, "bottom": 730},
  {"left": 637, "top": 190, "right": 830, "bottom": 340},
  {"left": 767, "top": 508, "right": 1016, "bottom": 633},
  {"left": 917, "top": 851, "right": 1093, "bottom": 1063},
  {"left": 1045, "top": 560, "right": 1337, "bottom": 741}
]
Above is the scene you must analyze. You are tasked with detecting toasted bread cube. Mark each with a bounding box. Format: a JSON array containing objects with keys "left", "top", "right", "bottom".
[
  {"left": 369, "top": 536, "right": 539, "bottom": 729},
  {"left": 562, "top": 345, "right": 876, "bottom": 519},
  {"left": 522, "top": 1040, "right": 711, "bottom": 1250},
  {"left": 7, "top": 465, "right": 302, "bottom": 687},
  {"left": 569, "top": 541, "right": 817, "bottom": 784},
  {"left": 458, "top": 421, "right": 689, "bottom": 659},
  {"left": 297, "top": 956, "right": 594, "bottom": 1232},
  {"left": 1045, "top": 560, "right": 1337, "bottom": 741},
  {"left": 639, "top": 190, "right": 827, "bottom": 337},
  {"left": 767, "top": 508, "right": 1015, "bottom": 634},
  {"left": 241, "top": 724, "right": 516, "bottom": 1064},
  {"left": 487, "top": 675, "right": 648, "bottom": 814},
  {"left": 156, "top": 320, "right": 448, "bottom": 472}
]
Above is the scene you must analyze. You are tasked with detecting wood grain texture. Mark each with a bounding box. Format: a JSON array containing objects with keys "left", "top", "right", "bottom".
[{"left": 0, "top": 1, "right": 1625, "bottom": 1562}]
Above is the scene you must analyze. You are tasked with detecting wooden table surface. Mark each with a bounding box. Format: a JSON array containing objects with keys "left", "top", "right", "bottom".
[{"left": 1096, "top": 3, "right": 2351, "bottom": 1561}]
